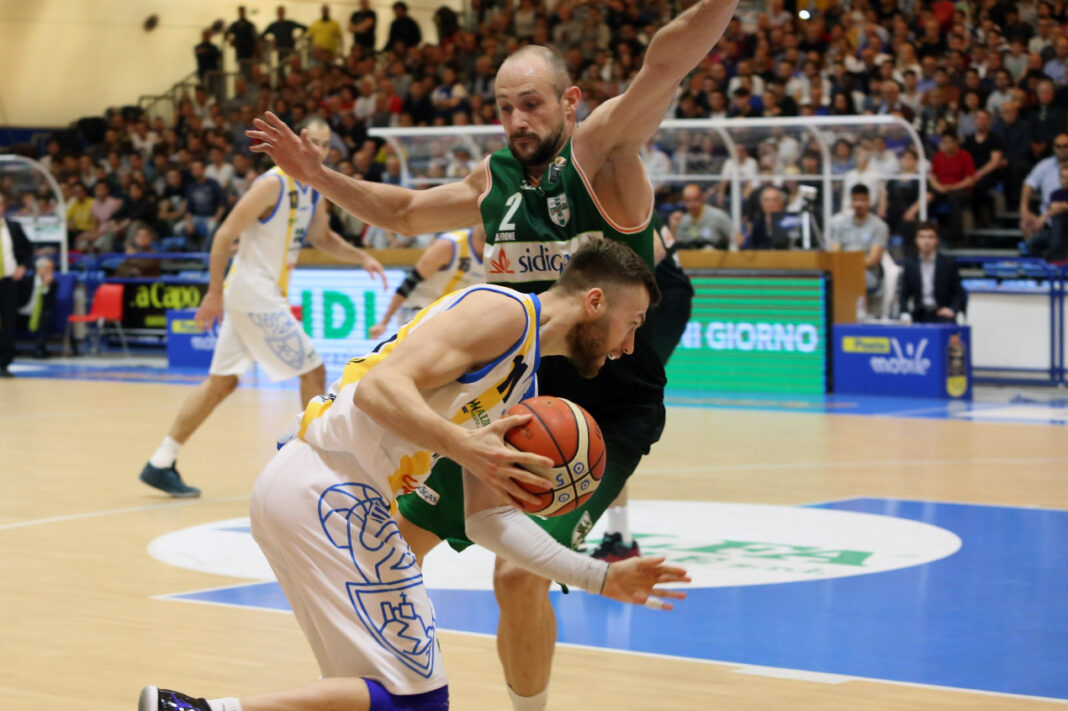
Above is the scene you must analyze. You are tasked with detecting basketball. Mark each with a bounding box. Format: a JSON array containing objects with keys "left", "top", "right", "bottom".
[{"left": 503, "top": 396, "right": 606, "bottom": 517}]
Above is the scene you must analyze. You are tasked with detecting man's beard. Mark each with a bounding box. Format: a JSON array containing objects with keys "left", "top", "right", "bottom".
[
  {"left": 508, "top": 120, "right": 566, "bottom": 169},
  {"left": 566, "top": 315, "right": 611, "bottom": 379}
]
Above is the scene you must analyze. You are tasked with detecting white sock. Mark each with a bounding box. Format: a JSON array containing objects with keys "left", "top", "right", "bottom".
[
  {"left": 149, "top": 436, "right": 181, "bottom": 468},
  {"left": 508, "top": 686, "right": 548, "bottom": 711},
  {"left": 207, "top": 698, "right": 242, "bottom": 711},
  {"left": 606, "top": 505, "right": 631, "bottom": 545}
]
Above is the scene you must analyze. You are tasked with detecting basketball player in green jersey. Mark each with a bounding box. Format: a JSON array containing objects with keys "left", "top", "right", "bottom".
[{"left": 249, "top": 2, "right": 738, "bottom": 706}]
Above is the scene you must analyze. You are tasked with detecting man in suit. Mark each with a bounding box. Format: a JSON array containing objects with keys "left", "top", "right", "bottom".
[
  {"left": 0, "top": 193, "right": 34, "bottom": 376},
  {"left": 899, "top": 221, "right": 967, "bottom": 323}
]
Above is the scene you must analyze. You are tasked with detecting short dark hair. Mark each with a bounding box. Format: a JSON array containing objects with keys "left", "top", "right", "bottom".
[
  {"left": 850, "top": 184, "right": 870, "bottom": 197},
  {"left": 555, "top": 238, "right": 660, "bottom": 307},
  {"left": 915, "top": 221, "right": 938, "bottom": 236},
  {"left": 940, "top": 130, "right": 959, "bottom": 141}
]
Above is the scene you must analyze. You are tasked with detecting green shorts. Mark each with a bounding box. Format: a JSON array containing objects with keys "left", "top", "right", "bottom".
[{"left": 397, "top": 432, "right": 645, "bottom": 552}]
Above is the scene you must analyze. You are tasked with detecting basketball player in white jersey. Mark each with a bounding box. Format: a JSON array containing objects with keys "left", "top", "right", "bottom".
[
  {"left": 139, "top": 119, "right": 386, "bottom": 498},
  {"left": 248, "top": 3, "right": 736, "bottom": 707},
  {"left": 140, "top": 240, "right": 688, "bottom": 711},
  {"left": 369, "top": 225, "right": 486, "bottom": 340}
]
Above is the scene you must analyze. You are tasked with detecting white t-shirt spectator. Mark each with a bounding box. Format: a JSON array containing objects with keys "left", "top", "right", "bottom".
[
  {"left": 869, "top": 149, "right": 901, "bottom": 177},
  {"left": 354, "top": 93, "right": 377, "bottom": 124},
  {"left": 1025, "top": 156, "right": 1067, "bottom": 212},
  {"left": 205, "top": 162, "right": 235, "bottom": 192},
  {"left": 727, "top": 74, "right": 765, "bottom": 97},
  {"left": 640, "top": 144, "right": 672, "bottom": 190},
  {"left": 841, "top": 169, "right": 884, "bottom": 211},
  {"left": 721, "top": 155, "right": 760, "bottom": 190}
]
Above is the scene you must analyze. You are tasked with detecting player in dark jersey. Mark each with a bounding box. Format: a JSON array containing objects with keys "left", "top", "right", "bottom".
[
  {"left": 248, "top": 3, "right": 739, "bottom": 706},
  {"left": 589, "top": 216, "right": 695, "bottom": 561}
]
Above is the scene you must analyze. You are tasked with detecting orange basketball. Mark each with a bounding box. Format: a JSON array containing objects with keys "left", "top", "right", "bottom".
[{"left": 503, "top": 396, "right": 606, "bottom": 517}]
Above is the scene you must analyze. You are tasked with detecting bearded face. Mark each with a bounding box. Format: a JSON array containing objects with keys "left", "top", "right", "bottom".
[
  {"left": 565, "top": 313, "right": 612, "bottom": 378},
  {"left": 507, "top": 117, "right": 567, "bottom": 169}
]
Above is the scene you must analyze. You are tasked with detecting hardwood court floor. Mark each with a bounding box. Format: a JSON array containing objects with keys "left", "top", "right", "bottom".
[{"left": 1, "top": 376, "right": 1065, "bottom": 710}]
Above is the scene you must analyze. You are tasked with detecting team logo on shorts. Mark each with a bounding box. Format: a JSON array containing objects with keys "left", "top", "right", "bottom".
[
  {"left": 248, "top": 312, "right": 305, "bottom": 371},
  {"left": 547, "top": 194, "right": 570, "bottom": 227},
  {"left": 318, "top": 483, "right": 437, "bottom": 678}
]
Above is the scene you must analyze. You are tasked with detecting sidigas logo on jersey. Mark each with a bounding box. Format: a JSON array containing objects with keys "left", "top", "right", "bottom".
[
  {"left": 488, "top": 250, "right": 515, "bottom": 275},
  {"left": 485, "top": 233, "right": 603, "bottom": 282},
  {"left": 547, "top": 194, "right": 570, "bottom": 227}
]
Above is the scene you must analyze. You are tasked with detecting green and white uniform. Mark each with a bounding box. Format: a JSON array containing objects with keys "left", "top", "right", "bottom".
[{"left": 397, "top": 139, "right": 668, "bottom": 552}]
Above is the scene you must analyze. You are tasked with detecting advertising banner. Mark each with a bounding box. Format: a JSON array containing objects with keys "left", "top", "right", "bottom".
[
  {"left": 665, "top": 273, "right": 829, "bottom": 395},
  {"left": 166, "top": 308, "right": 218, "bottom": 369},
  {"left": 125, "top": 280, "right": 209, "bottom": 329},
  {"left": 287, "top": 267, "right": 406, "bottom": 368},
  {"left": 833, "top": 323, "right": 972, "bottom": 399}
]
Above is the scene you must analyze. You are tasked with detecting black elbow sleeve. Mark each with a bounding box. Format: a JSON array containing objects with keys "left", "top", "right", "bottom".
[{"left": 396, "top": 269, "right": 424, "bottom": 297}]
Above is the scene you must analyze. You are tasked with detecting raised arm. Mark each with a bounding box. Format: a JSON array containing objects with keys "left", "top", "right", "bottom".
[
  {"left": 575, "top": 0, "right": 738, "bottom": 161},
  {"left": 248, "top": 112, "right": 485, "bottom": 235},
  {"left": 369, "top": 236, "right": 455, "bottom": 338},
  {"left": 305, "top": 203, "right": 387, "bottom": 287}
]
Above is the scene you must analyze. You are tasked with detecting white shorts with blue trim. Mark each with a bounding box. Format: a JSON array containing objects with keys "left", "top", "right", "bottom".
[
  {"left": 208, "top": 303, "right": 322, "bottom": 382},
  {"left": 249, "top": 439, "right": 447, "bottom": 696}
]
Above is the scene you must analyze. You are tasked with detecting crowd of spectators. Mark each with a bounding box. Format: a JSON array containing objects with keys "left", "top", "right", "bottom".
[{"left": 5, "top": 0, "right": 1068, "bottom": 261}]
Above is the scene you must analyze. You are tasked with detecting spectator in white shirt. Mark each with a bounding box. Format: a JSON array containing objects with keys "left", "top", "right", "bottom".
[
  {"left": 204, "top": 147, "right": 235, "bottom": 193},
  {"left": 640, "top": 140, "right": 672, "bottom": 196}
]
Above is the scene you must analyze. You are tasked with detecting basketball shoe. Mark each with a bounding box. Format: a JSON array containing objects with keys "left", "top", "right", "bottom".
[
  {"left": 589, "top": 532, "right": 640, "bottom": 562},
  {"left": 139, "top": 686, "right": 211, "bottom": 711},
  {"left": 139, "top": 462, "right": 201, "bottom": 498}
]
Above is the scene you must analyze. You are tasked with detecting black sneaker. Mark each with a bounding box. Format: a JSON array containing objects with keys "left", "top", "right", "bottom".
[
  {"left": 139, "top": 462, "right": 201, "bottom": 498},
  {"left": 589, "top": 532, "right": 641, "bottom": 562},
  {"left": 139, "top": 686, "right": 212, "bottom": 711}
]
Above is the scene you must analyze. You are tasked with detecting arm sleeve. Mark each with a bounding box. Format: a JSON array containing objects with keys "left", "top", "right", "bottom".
[{"left": 465, "top": 506, "right": 609, "bottom": 593}]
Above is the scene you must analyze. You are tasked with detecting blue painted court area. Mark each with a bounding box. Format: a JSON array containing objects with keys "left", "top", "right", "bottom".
[{"left": 169, "top": 498, "right": 1068, "bottom": 701}]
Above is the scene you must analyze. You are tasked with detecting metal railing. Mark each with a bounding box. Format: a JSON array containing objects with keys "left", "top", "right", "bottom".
[{"left": 371, "top": 115, "right": 929, "bottom": 233}]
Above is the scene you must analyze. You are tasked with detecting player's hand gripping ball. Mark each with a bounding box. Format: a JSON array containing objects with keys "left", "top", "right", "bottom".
[{"left": 503, "top": 396, "right": 606, "bottom": 516}]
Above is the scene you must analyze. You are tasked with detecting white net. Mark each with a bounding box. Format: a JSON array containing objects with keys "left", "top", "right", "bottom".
[{"left": 0, "top": 155, "right": 68, "bottom": 270}]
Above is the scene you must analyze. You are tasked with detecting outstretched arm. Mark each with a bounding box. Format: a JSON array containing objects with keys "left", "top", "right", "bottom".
[
  {"left": 369, "top": 236, "right": 455, "bottom": 338},
  {"left": 248, "top": 112, "right": 485, "bottom": 235},
  {"left": 305, "top": 203, "right": 388, "bottom": 288},
  {"left": 462, "top": 470, "right": 690, "bottom": 606},
  {"left": 575, "top": 0, "right": 739, "bottom": 162}
]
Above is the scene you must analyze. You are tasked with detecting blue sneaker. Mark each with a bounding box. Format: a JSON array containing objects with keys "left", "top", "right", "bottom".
[
  {"left": 139, "top": 462, "right": 201, "bottom": 498},
  {"left": 139, "top": 686, "right": 211, "bottom": 711}
]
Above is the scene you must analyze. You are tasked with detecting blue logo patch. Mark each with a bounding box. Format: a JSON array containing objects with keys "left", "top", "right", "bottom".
[
  {"left": 318, "top": 483, "right": 436, "bottom": 675},
  {"left": 248, "top": 311, "right": 306, "bottom": 371}
]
